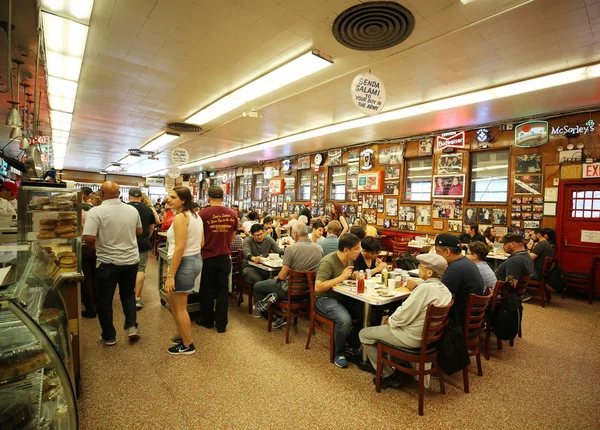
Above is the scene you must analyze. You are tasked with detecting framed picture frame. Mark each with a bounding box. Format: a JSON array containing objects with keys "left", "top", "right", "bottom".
[
  {"left": 378, "top": 145, "right": 405, "bottom": 165},
  {"left": 384, "top": 166, "right": 400, "bottom": 180},
  {"left": 514, "top": 175, "right": 543, "bottom": 195},
  {"left": 297, "top": 155, "right": 311, "bottom": 169},
  {"left": 432, "top": 198, "right": 463, "bottom": 219},
  {"left": 385, "top": 198, "right": 398, "bottom": 217},
  {"left": 384, "top": 181, "right": 399, "bottom": 195},
  {"left": 416, "top": 205, "right": 431, "bottom": 225},
  {"left": 399, "top": 206, "right": 415, "bottom": 222},
  {"left": 524, "top": 220, "right": 540, "bottom": 229},
  {"left": 433, "top": 220, "right": 444, "bottom": 230},
  {"left": 437, "top": 153, "right": 463, "bottom": 174},
  {"left": 516, "top": 154, "right": 542, "bottom": 174},
  {"left": 478, "top": 207, "right": 492, "bottom": 224},
  {"left": 493, "top": 208, "right": 507, "bottom": 225},
  {"left": 464, "top": 207, "right": 477, "bottom": 224},
  {"left": 448, "top": 220, "right": 463, "bottom": 232},
  {"left": 357, "top": 171, "right": 384, "bottom": 193},
  {"left": 268, "top": 179, "right": 284, "bottom": 195},
  {"left": 328, "top": 149, "right": 343, "bottom": 166},
  {"left": 432, "top": 174, "right": 465, "bottom": 198},
  {"left": 418, "top": 138, "right": 433, "bottom": 156}
]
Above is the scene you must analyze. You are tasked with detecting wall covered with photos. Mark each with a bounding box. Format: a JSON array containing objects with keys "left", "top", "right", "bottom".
[{"left": 208, "top": 110, "right": 600, "bottom": 238}]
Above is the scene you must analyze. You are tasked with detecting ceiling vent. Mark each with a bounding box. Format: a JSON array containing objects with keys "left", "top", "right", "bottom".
[
  {"left": 167, "top": 122, "right": 202, "bottom": 133},
  {"left": 332, "top": 1, "right": 415, "bottom": 51}
]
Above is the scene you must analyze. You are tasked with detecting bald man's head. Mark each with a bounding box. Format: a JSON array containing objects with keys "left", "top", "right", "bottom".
[{"left": 100, "top": 181, "right": 120, "bottom": 199}]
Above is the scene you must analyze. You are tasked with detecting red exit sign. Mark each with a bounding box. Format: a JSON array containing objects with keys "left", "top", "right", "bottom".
[{"left": 583, "top": 162, "right": 600, "bottom": 178}]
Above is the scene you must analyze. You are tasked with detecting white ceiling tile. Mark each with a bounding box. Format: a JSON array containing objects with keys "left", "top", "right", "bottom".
[
  {"left": 426, "top": 5, "right": 470, "bottom": 33},
  {"left": 542, "top": 0, "right": 586, "bottom": 18},
  {"left": 404, "top": 0, "right": 452, "bottom": 18},
  {"left": 278, "top": 0, "right": 329, "bottom": 18}
]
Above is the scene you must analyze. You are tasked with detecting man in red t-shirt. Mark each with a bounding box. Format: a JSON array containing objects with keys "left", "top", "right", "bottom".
[{"left": 196, "top": 186, "right": 238, "bottom": 332}]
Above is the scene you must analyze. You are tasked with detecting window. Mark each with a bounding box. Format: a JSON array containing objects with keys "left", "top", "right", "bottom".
[
  {"left": 470, "top": 150, "right": 509, "bottom": 202},
  {"left": 329, "top": 166, "right": 346, "bottom": 201},
  {"left": 405, "top": 158, "right": 432, "bottom": 201},
  {"left": 253, "top": 174, "right": 263, "bottom": 201},
  {"left": 298, "top": 170, "right": 311, "bottom": 201},
  {"left": 571, "top": 190, "right": 600, "bottom": 218}
]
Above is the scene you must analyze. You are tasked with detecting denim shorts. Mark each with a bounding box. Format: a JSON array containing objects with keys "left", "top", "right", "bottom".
[{"left": 168, "top": 253, "right": 202, "bottom": 293}]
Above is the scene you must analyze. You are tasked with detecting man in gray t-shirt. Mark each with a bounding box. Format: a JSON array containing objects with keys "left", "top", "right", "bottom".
[
  {"left": 529, "top": 229, "right": 554, "bottom": 280},
  {"left": 83, "top": 181, "right": 142, "bottom": 345},
  {"left": 253, "top": 223, "right": 323, "bottom": 323}
]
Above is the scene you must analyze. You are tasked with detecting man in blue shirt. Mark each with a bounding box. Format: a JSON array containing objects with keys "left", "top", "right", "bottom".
[{"left": 318, "top": 220, "right": 342, "bottom": 255}]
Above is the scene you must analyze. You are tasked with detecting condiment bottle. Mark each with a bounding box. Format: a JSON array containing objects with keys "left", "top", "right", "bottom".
[
  {"left": 382, "top": 267, "right": 388, "bottom": 287},
  {"left": 365, "top": 269, "right": 372, "bottom": 280},
  {"left": 357, "top": 270, "right": 365, "bottom": 294}
]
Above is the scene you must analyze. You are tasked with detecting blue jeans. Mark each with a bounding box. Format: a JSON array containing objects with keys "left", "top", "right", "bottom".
[
  {"left": 254, "top": 278, "right": 287, "bottom": 303},
  {"left": 315, "top": 296, "right": 363, "bottom": 356}
]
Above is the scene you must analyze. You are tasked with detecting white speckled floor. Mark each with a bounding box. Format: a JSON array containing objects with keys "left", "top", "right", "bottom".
[{"left": 77, "top": 256, "right": 600, "bottom": 429}]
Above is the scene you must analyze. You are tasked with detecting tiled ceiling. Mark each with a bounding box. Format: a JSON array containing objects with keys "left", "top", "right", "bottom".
[{"left": 6, "top": 0, "right": 600, "bottom": 175}]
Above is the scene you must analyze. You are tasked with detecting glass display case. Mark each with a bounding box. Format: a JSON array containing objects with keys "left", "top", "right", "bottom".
[{"left": 0, "top": 242, "right": 78, "bottom": 429}]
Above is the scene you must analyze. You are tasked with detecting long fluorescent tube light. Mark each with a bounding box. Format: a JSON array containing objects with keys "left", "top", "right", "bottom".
[
  {"left": 41, "top": 0, "right": 95, "bottom": 24},
  {"left": 42, "top": 12, "right": 89, "bottom": 58},
  {"left": 144, "top": 169, "right": 168, "bottom": 177},
  {"left": 105, "top": 165, "right": 120, "bottom": 172},
  {"left": 50, "top": 110, "right": 73, "bottom": 131},
  {"left": 185, "top": 50, "right": 332, "bottom": 126},
  {"left": 48, "top": 94, "right": 76, "bottom": 113},
  {"left": 141, "top": 132, "right": 180, "bottom": 152},
  {"left": 119, "top": 155, "right": 140, "bottom": 165},
  {"left": 47, "top": 76, "right": 78, "bottom": 103},
  {"left": 46, "top": 51, "right": 83, "bottom": 81},
  {"left": 170, "top": 62, "right": 600, "bottom": 173}
]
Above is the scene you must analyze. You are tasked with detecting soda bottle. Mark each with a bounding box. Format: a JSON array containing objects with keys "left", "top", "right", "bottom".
[{"left": 357, "top": 270, "right": 365, "bottom": 294}]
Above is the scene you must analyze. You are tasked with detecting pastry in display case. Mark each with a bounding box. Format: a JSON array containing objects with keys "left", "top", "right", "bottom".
[{"left": 0, "top": 241, "right": 78, "bottom": 429}]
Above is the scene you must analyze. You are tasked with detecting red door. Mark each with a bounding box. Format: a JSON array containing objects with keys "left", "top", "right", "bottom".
[{"left": 556, "top": 180, "right": 600, "bottom": 295}]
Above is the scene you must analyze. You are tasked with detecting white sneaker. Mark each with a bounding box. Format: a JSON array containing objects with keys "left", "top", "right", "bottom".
[{"left": 136, "top": 298, "right": 144, "bottom": 309}]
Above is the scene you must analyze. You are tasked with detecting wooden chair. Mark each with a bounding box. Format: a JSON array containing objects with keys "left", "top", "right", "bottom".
[
  {"left": 230, "top": 250, "right": 243, "bottom": 294},
  {"left": 484, "top": 275, "right": 530, "bottom": 360},
  {"left": 462, "top": 288, "right": 493, "bottom": 393},
  {"left": 391, "top": 240, "right": 410, "bottom": 268},
  {"left": 526, "top": 257, "right": 556, "bottom": 307},
  {"left": 268, "top": 270, "right": 314, "bottom": 344},
  {"left": 563, "top": 255, "right": 599, "bottom": 304},
  {"left": 305, "top": 271, "right": 335, "bottom": 363},
  {"left": 236, "top": 260, "right": 254, "bottom": 314},
  {"left": 374, "top": 300, "right": 454, "bottom": 416}
]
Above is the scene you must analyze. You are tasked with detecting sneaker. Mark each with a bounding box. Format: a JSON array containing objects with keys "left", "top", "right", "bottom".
[
  {"left": 334, "top": 355, "right": 349, "bottom": 368},
  {"left": 81, "top": 310, "right": 96, "bottom": 318},
  {"left": 170, "top": 335, "right": 182, "bottom": 345},
  {"left": 136, "top": 298, "right": 145, "bottom": 309},
  {"left": 522, "top": 292, "right": 532, "bottom": 302},
  {"left": 273, "top": 317, "right": 287, "bottom": 329},
  {"left": 252, "top": 306, "right": 263, "bottom": 319},
  {"left": 127, "top": 326, "right": 140, "bottom": 340},
  {"left": 372, "top": 371, "right": 404, "bottom": 389},
  {"left": 255, "top": 293, "right": 278, "bottom": 312},
  {"left": 351, "top": 346, "right": 362, "bottom": 357},
  {"left": 357, "top": 360, "right": 376, "bottom": 374},
  {"left": 168, "top": 343, "right": 196, "bottom": 355},
  {"left": 97, "top": 336, "right": 116, "bottom": 346}
]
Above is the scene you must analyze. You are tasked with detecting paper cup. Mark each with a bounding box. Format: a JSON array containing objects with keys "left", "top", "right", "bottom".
[
  {"left": 365, "top": 280, "right": 376, "bottom": 294},
  {"left": 387, "top": 278, "right": 398, "bottom": 290}
]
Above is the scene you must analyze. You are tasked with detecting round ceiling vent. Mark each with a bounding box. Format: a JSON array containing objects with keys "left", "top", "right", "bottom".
[
  {"left": 167, "top": 122, "right": 202, "bottom": 133},
  {"left": 332, "top": 1, "right": 415, "bottom": 51}
]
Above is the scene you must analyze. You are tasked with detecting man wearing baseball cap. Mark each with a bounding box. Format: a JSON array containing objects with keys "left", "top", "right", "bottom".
[
  {"left": 495, "top": 233, "right": 533, "bottom": 290},
  {"left": 359, "top": 253, "right": 452, "bottom": 387},
  {"left": 299, "top": 201, "right": 312, "bottom": 224},
  {"left": 196, "top": 186, "right": 238, "bottom": 333},
  {"left": 434, "top": 233, "right": 484, "bottom": 322},
  {"left": 0, "top": 181, "right": 18, "bottom": 211}
]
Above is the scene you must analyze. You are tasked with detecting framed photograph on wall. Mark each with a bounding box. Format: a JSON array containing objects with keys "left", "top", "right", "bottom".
[
  {"left": 433, "top": 220, "right": 444, "bottom": 230},
  {"left": 399, "top": 206, "right": 416, "bottom": 221},
  {"left": 269, "top": 179, "right": 284, "bottom": 195},
  {"left": 357, "top": 171, "right": 384, "bottom": 193},
  {"left": 385, "top": 198, "right": 398, "bottom": 216},
  {"left": 437, "top": 153, "right": 463, "bottom": 174},
  {"left": 384, "top": 166, "right": 400, "bottom": 180},
  {"left": 418, "top": 138, "right": 433, "bottom": 156},
  {"left": 464, "top": 207, "right": 477, "bottom": 224},
  {"left": 478, "top": 207, "right": 492, "bottom": 224},
  {"left": 384, "top": 181, "right": 399, "bottom": 195},
  {"left": 378, "top": 145, "right": 405, "bottom": 165},
  {"left": 432, "top": 199, "right": 463, "bottom": 219},
  {"left": 516, "top": 154, "right": 542, "bottom": 174},
  {"left": 524, "top": 220, "right": 540, "bottom": 229},
  {"left": 328, "top": 149, "right": 343, "bottom": 166},
  {"left": 432, "top": 174, "right": 465, "bottom": 198},
  {"left": 448, "top": 220, "right": 463, "bottom": 232},
  {"left": 416, "top": 205, "right": 431, "bottom": 225},
  {"left": 297, "top": 156, "right": 311, "bottom": 169},
  {"left": 514, "top": 175, "right": 543, "bottom": 195},
  {"left": 493, "top": 208, "right": 507, "bottom": 224},
  {"left": 347, "top": 148, "right": 360, "bottom": 163}
]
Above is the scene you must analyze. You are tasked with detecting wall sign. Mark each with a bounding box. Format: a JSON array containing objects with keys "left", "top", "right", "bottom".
[
  {"left": 268, "top": 179, "right": 284, "bottom": 194},
  {"left": 582, "top": 162, "right": 600, "bottom": 178},
  {"left": 581, "top": 230, "right": 600, "bottom": 243},
  {"left": 476, "top": 128, "right": 490, "bottom": 142},
  {"left": 314, "top": 153, "right": 324, "bottom": 166},
  {"left": 167, "top": 167, "right": 180, "bottom": 178},
  {"left": 282, "top": 159, "right": 292, "bottom": 175},
  {"left": 171, "top": 148, "right": 189, "bottom": 164},
  {"left": 351, "top": 73, "right": 386, "bottom": 116},
  {"left": 357, "top": 171, "right": 384, "bottom": 193},
  {"left": 360, "top": 148, "right": 374, "bottom": 170},
  {"left": 436, "top": 131, "right": 465, "bottom": 151},
  {"left": 514, "top": 121, "right": 549, "bottom": 147},
  {"left": 551, "top": 120, "right": 595, "bottom": 136}
]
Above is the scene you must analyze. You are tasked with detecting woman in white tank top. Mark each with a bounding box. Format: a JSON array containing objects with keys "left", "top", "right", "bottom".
[{"left": 164, "top": 187, "right": 203, "bottom": 355}]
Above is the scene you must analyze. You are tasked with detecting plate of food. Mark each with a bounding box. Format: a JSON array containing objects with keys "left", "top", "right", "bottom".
[
  {"left": 377, "top": 290, "right": 395, "bottom": 297},
  {"left": 342, "top": 280, "right": 357, "bottom": 286}
]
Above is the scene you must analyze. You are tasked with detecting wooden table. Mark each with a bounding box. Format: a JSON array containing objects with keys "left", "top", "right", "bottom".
[
  {"left": 248, "top": 260, "right": 282, "bottom": 273},
  {"left": 332, "top": 283, "right": 411, "bottom": 361},
  {"left": 486, "top": 253, "right": 508, "bottom": 270}
]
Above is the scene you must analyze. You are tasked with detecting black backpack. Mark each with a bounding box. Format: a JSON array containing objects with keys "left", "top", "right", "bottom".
[
  {"left": 545, "top": 264, "right": 566, "bottom": 293},
  {"left": 491, "top": 281, "right": 521, "bottom": 341},
  {"left": 395, "top": 251, "right": 419, "bottom": 271}
]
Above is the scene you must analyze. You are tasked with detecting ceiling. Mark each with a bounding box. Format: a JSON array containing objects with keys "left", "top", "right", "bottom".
[{"left": 4, "top": 0, "right": 600, "bottom": 175}]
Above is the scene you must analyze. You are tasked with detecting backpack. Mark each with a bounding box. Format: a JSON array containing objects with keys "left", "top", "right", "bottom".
[
  {"left": 545, "top": 264, "right": 566, "bottom": 293},
  {"left": 491, "top": 281, "right": 521, "bottom": 341},
  {"left": 395, "top": 251, "right": 419, "bottom": 271}
]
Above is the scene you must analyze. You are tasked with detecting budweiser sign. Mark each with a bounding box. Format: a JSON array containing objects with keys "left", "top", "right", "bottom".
[{"left": 436, "top": 131, "right": 465, "bottom": 151}]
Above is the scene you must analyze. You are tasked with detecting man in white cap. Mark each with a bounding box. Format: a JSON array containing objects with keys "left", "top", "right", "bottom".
[{"left": 358, "top": 253, "right": 452, "bottom": 388}]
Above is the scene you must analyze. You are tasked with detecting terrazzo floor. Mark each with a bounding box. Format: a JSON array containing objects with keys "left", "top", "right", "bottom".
[{"left": 77, "top": 257, "right": 600, "bottom": 429}]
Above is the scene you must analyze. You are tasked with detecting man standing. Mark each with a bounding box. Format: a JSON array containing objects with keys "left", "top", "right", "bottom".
[
  {"left": 241, "top": 224, "right": 284, "bottom": 286},
  {"left": 495, "top": 233, "right": 534, "bottom": 293},
  {"left": 83, "top": 181, "right": 142, "bottom": 345},
  {"left": 299, "top": 202, "right": 312, "bottom": 224},
  {"left": 80, "top": 186, "right": 94, "bottom": 211},
  {"left": 252, "top": 223, "right": 322, "bottom": 328},
  {"left": 314, "top": 233, "right": 363, "bottom": 368},
  {"left": 127, "top": 188, "right": 156, "bottom": 309},
  {"left": 0, "top": 181, "right": 18, "bottom": 212},
  {"left": 433, "top": 233, "right": 484, "bottom": 323},
  {"left": 196, "top": 186, "right": 238, "bottom": 333}
]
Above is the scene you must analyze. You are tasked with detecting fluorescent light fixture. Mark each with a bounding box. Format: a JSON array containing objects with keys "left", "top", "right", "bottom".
[
  {"left": 460, "top": 0, "right": 477, "bottom": 4},
  {"left": 185, "top": 50, "right": 332, "bottom": 126},
  {"left": 53, "top": 130, "right": 70, "bottom": 140},
  {"left": 42, "top": 12, "right": 89, "bottom": 58},
  {"left": 52, "top": 136, "right": 69, "bottom": 144},
  {"left": 47, "top": 76, "right": 78, "bottom": 101},
  {"left": 167, "top": 62, "right": 600, "bottom": 174},
  {"left": 46, "top": 51, "right": 83, "bottom": 81},
  {"left": 48, "top": 94, "right": 76, "bottom": 113},
  {"left": 141, "top": 132, "right": 180, "bottom": 152},
  {"left": 144, "top": 169, "right": 168, "bottom": 177},
  {"left": 50, "top": 110, "right": 73, "bottom": 131},
  {"left": 54, "top": 159, "right": 64, "bottom": 170},
  {"left": 41, "top": 0, "right": 95, "bottom": 24},
  {"left": 408, "top": 166, "right": 433, "bottom": 171},
  {"left": 105, "top": 165, "right": 120, "bottom": 172},
  {"left": 119, "top": 155, "right": 139, "bottom": 165}
]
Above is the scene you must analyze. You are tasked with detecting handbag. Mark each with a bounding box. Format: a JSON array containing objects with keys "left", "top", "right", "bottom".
[{"left": 437, "top": 307, "right": 471, "bottom": 375}]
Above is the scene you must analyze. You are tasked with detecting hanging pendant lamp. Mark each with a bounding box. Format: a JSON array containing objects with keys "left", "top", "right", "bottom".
[
  {"left": 9, "top": 126, "right": 21, "bottom": 139},
  {"left": 6, "top": 101, "right": 21, "bottom": 127}
]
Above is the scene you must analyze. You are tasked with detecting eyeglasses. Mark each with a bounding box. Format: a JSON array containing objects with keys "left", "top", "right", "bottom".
[{"left": 253, "top": 232, "right": 264, "bottom": 238}]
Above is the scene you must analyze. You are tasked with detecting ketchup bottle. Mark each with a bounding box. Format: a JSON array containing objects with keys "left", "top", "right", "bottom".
[{"left": 357, "top": 270, "right": 365, "bottom": 294}]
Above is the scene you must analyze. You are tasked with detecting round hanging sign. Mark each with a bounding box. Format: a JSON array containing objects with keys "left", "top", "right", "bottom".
[
  {"left": 167, "top": 167, "right": 181, "bottom": 178},
  {"left": 171, "top": 147, "right": 189, "bottom": 164},
  {"left": 350, "top": 73, "right": 386, "bottom": 116}
]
